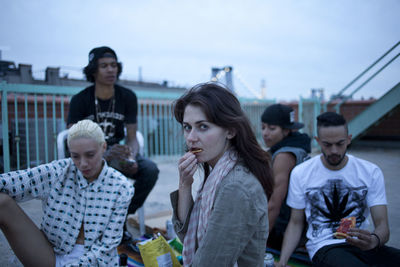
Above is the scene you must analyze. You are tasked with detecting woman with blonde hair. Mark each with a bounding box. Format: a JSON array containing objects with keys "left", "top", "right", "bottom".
[{"left": 0, "top": 119, "right": 134, "bottom": 266}]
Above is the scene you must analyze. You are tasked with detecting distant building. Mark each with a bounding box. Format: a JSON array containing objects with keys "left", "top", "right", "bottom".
[{"left": 0, "top": 60, "right": 187, "bottom": 94}]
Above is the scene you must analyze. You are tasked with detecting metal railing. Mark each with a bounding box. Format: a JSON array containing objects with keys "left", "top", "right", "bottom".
[
  {"left": 1, "top": 82, "right": 273, "bottom": 172},
  {"left": 323, "top": 41, "right": 400, "bottom": 113},
  {"left": 299, "top": 96, "right": 321, "bottom": 147}
]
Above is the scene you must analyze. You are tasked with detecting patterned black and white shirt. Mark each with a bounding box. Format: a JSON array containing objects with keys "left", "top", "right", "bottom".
[{"left": 0, "top": 158, "right": 134, "bottom": 266}]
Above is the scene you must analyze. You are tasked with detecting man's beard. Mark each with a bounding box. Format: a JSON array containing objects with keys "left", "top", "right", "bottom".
[{"left": 323, "top": 152, "right": 346, "bottom": 167}]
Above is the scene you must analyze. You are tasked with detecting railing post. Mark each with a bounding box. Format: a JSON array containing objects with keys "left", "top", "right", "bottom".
[
  {"left": 14, "top": 94, "right": 21, "bottom": 169},
  {"left": 335, "top": 102, "right": 342, "bottom": 114},
  {"left": 323, "top": 102, "right": 328, "bottom": 112},
  {"left": 312, "top": 98, "right": 321, "bottom": 147},
  {"left": 1, "top": 88, "right": 11, "bottom": 172},
  {"left": 298, "top": 97, "right": 303, "bottom": 124}
]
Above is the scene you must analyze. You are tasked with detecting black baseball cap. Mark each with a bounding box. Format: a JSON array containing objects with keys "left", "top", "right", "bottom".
[
  {"left": 261, "top": 104, "right": 304, "bottom": 129},
  {"left": 87, "top": 46, "right": 118, "bottom": 64}
]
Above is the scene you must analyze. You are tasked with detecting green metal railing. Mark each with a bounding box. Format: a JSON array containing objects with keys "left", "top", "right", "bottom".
[
  {"left": 1, "top": 82, "right": 273, "bottom": 172},
  {"left": 299, "top": 96, "right": 321, "bottom": 147},
  {"left": 323, "top": 41, "right": 400, "bottom": 113},
  {"left": 1, "top": 83, "right": 81, "bottom": 172},
  {"left": 348, "top": 82, "right": 400, "bottom": 141}
]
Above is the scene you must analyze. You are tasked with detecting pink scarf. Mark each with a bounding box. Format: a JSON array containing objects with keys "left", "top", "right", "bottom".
[{"left": 182, "top": 148, "right": 238, "bottom": 266}]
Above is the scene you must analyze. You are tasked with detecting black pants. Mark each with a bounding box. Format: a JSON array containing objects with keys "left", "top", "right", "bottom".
[
  {"left": 127, "top": 154, "right": 159, "bottom": 215},
  {"left": 312, "top": 243, "right": 400, "bottom": 267},
  {"left": 267, "top": 226, "right": 308, "bottom": 252}
]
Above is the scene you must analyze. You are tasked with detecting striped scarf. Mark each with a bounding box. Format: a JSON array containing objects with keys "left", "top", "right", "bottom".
[{"left": 182, "top": 148, "right": 238, "bottom": 266}]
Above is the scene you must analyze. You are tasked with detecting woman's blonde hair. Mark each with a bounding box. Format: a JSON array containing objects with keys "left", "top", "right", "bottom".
[{"left": 67, "top": 119, "right": 105, "bottom": 147}]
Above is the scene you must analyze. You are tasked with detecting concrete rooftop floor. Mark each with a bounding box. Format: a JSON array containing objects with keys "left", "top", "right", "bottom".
[{"left": 1, "top": 141, "right": 399, "bottom": 265}]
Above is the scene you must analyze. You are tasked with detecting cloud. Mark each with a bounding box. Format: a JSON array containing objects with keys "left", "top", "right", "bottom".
[{"left": 1, "top": 0, "right": 399, "bottom": 100}]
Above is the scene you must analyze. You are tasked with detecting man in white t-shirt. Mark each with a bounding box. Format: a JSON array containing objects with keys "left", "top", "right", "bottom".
[{"left": 276, "top": 112, "right": 400, "bottom": 266}]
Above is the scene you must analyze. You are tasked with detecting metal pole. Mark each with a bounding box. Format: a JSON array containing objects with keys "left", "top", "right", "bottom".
[{"left": 1, "top": 89, "right": 10, "bottom": 172}]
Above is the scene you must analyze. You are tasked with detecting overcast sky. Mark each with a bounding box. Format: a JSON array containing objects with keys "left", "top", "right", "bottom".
[{"left": 1, "top": 0, "right": 399, "bottom": 101}]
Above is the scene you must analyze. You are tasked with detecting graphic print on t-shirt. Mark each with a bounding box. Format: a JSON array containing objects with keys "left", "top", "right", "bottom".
[
  {"left": 305, "top": 179, "right": 367, "bottom": 237},
  {"left": 96, "top": 110, "right": 124, "bottom": 140},
  {"left": 95, "top": 97, "right": 124, "bottom": 142}
]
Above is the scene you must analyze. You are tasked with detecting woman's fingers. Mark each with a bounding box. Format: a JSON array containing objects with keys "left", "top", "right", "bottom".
[
  {"left": 178, "top": 152, "right": 196, "bottom": 165},
  {"left": 178, "top": 153, "right": 198, "bottom": 186},
  {"left": 179, "top": 153, "right": 196, "bottom": 172}
]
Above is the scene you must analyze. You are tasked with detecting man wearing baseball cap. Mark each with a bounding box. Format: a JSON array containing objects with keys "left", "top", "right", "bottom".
[
  {"left": 67, "top": 46, "right": 159, "bottom": 241},
  {"left": 261, "top": 104, "right": 311, "bottom": 252}
]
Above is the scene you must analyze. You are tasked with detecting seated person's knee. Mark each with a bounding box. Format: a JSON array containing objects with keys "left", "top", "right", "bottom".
[
  {"left": 149, "top": 162, "right": 159, "bottom": 179},
  {"left": 0, "top": 193, "right": 15, "bottom": 215},
  {"left": 141, "top": 160, "right": 159, "bottom": 182}
]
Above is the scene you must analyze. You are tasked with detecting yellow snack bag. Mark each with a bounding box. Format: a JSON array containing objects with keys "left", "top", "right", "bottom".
[{"left": 138, "top": 235, "right": 182, "bottom": 267}]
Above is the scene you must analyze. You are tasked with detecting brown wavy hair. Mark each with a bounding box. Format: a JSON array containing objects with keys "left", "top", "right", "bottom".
[{"left": 173, "top": 82, "right": 273, "bottom": 199}]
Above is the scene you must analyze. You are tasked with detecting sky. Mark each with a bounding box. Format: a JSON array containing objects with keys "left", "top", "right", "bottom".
[{"left": 1, "top": 0, "right": 399, "bottom": 101}]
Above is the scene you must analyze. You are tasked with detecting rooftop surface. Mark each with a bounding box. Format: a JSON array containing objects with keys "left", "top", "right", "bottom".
[{"left": 1, "top": 142, "right": 399, "bottom": 265}]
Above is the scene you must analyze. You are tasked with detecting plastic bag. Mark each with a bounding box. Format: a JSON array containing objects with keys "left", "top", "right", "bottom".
[{"left": 138, "top": 235, "right": 181, "bottom": 267}]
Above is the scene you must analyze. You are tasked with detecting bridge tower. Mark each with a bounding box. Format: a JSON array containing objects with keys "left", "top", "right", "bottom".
[{"left": 211, "top": 66, "right": 234, "bottom": 92}]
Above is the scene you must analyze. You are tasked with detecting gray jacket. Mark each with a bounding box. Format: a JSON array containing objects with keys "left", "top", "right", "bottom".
[{"left": 170, "top": 163, "right": 268, "bottom": 267}]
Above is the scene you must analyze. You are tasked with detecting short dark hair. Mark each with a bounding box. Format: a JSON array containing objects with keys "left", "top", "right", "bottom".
[
  {"left": 83, "top": 60, "right": 122, "bottom": 83},
  {"left": 317, "top": 112, "right": 348, "bottom": 135},
  {"left": 173, "top": 82, "right": 273, "bottom": 199},
  {"left": 83, "top": 47, "right": 123, "bottom": 83}
]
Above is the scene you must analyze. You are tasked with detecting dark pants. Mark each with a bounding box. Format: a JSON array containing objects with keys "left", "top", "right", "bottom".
[
  {"left": 267, "top": 225, "right": 308, "bottom": 252},
  {"left": 312, "top": 243, "right": 400, "bottom": 267},
  {"left": 127, "top": 154, "right": 159, "bottom": 215},
  {"left": 267, "top": 228, "right": 285, "bottom": 250}
]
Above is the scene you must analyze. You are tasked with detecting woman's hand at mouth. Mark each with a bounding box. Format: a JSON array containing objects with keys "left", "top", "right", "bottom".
[{"left": 178, "top": 152, "right": 198, "bottom": 188}]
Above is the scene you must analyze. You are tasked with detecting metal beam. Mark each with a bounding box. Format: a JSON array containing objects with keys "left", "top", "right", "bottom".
[{"left": 349, "top": 82, "right": 400, "bottom": 140}]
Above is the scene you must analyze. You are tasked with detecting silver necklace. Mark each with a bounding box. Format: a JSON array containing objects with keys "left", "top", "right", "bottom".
[{"left": 94, "top": 93, "right": 116, "bottom": 140}]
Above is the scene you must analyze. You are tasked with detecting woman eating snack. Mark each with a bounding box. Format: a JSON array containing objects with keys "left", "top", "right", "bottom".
[{"left": 170, "top": 83, "right": 273, "bottom": 266}]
